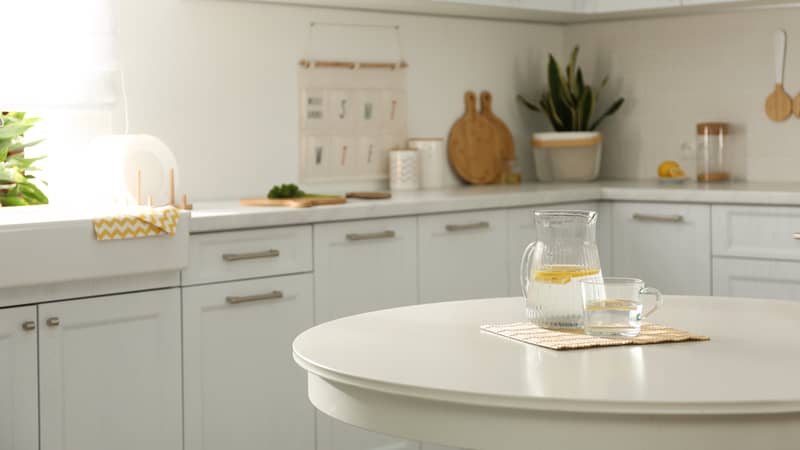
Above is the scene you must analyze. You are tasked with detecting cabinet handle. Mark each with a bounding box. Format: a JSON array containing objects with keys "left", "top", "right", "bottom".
[
  {"left": 793, "top": 232, "right": 800, "bottom": 240},
  {"left": 21, "top": 321, "right": 36, "bottom": 331},
  {"left": 445, "top": 221, "right": 490, "bottom": 232},
  {"left": 226, "top": 290, "right": 284, "bottom": 304},
  {"left": 46, "top": 317, "right": 60, "bottom": 327},
  {"left": 222, "top": 249, "right": 280, "bottom": 262},
  {"left": 632, "top": 213, "right": 684, "bottom": 223},
  {"left": 346, "top": 230, "right": 396, "bottom": 241}
]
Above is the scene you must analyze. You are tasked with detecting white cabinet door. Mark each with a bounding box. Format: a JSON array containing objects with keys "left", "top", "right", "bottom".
[
  {"left": 507, "top": 201, "right": 611, "bottom": 296},
  {"left": 183, "top": 274, "right": 314, "bottom": 450},
  {"left": 419, "top": 210, "right": 508, "bottom": 302},
  {"left": 314, "top": 218, "right": 419, "bottom": 450},
  {"left": 39, "top": 289, "right": 182, "bottom": 450},
  {"left": 612, "top": 202, "right": 711, "bottom": 295},
  {"left": 0, "top": 306, "right": 38, "bottom": 450},
  {"left": 713, "top": 258, "right": 800, "bottom": 301},
  {"left": 314, "top": 217, "right": 418, "bottom": 323}
]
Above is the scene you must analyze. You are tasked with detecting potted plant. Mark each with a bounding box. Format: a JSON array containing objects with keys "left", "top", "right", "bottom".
[
  {"left": 0, "top": 112, "right": 48, "bottom": 206},
  {"left": 518, "top": 46, "right": 624, "bottom": 181}
]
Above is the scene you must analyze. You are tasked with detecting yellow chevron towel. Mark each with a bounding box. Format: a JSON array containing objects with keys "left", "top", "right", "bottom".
[{"left": 93, "top": 206, "right": 179, "bottom": 240}]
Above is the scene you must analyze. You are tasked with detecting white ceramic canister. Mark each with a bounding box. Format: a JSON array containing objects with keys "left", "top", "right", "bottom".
[
  {"left": 407, "top": 138, "right": 460, "bottom": 189},
  {"left": 389, "top": 148, "right": 420, "bottom": 191}
]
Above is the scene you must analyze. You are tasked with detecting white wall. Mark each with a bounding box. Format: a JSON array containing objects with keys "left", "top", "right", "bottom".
[
  {"left": 567, "top": 7, "right": 800, "bottom": 182},
  {"left": 115, "top": 0, "right": 563, "bottom": 201}
]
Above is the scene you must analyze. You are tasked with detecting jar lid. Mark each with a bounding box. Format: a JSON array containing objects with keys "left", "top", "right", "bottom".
[{"left": 697, "top": 122, "right": 729, "bottom": 135}]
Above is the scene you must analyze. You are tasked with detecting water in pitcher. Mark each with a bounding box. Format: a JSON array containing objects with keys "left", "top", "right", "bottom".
[{"left": 525, "top": 265, "right": 603, "bottom": 328}]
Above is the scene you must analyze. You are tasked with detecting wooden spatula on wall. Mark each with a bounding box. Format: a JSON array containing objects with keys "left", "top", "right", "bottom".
[{"left": 766, "top": 29, "right": 792, "bottom": 122}]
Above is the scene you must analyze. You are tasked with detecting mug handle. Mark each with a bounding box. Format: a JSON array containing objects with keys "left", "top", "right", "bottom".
[
  {"left": 639, "top": 286, "right": 663, "bottom": 319},
  {"left": 520, "top": 241, "right": 538, "bottom": 298}
]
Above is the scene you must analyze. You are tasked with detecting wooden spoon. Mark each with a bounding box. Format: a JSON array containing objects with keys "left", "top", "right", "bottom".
[{"left": 766, "top": 29, "right": 792, "bottom": 122}]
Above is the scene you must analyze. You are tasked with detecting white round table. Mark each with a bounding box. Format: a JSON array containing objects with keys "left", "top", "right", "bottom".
[{"left": 293, "top": 296, "right": 800, "bottom": 450}]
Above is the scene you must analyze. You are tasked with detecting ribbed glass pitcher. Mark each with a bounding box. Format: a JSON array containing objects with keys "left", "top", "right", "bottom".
[{"left": 520, "top": 210, "right": 603, "bottom": 329}]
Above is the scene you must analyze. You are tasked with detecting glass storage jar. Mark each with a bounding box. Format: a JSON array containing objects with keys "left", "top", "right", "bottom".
[{"left": 696, "top": 122, "right": 731, "bottom": 182}]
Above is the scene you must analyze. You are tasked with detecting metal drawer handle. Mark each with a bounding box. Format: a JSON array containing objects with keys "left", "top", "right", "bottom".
[
  {"left": 632, "top": 213, "right": 684, "bottom": 223},
  {"left": 222, "top": 249, "right": 280, "bottom": 262},
  {"left": 21, "top": 321, "right": 36, "bottom": 331},
  {"left": 793, "top": 232, "right": 800, "bottom": 240},
  {"left": 226, "top": 291, "right": 284, "bottom": 304},
  {"left": 445, "top": 221, "right": 490, "bottom": 232},
  {"left": 346, "top": 230, "right": 396, "bottom": 241},
  {"left": 46, "top": 317, "right": 60, "bottom": 327}
]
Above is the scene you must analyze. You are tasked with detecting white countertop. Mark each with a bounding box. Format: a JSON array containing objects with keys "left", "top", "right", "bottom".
[{"left": 189, "top": 180, "right": 800, "bottom": 233}]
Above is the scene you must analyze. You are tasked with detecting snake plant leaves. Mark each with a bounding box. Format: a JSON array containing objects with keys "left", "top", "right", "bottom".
[
  {"left": 589, "top": 98, "right": 625, "bottom": 131},
  {"left": 518, "top": 45, "right": 624, "bottom": 132}
]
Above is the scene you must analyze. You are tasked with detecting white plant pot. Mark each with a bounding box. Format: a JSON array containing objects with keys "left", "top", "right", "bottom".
[{"left": 531, "top": 131, "right": 602, "bottom": 182}]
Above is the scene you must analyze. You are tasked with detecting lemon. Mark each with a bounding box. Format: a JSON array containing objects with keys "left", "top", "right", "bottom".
[
  {"left": 669, "top": 166, "right": 686, "bottom": 178},
  {"left": 658, "top": 161, "right": 680, "bottom": 178}
]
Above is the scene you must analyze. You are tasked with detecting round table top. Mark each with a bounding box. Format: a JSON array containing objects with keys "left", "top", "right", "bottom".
[{"left": 293, "top": 296, "right": 800, "bottom": 415}]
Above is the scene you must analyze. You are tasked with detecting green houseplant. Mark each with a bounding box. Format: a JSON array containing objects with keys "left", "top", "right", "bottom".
[
  {"left": 0, "top": 112, "right": 48, "bottom": 206},
  {"left": 518, "top": 46, "right": 624, "bottom": 181}
]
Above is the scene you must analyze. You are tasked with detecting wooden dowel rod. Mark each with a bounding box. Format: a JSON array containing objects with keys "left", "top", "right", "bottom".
[
  {"left": 298, "top": 59, "right": 408, "bottom": 70},
  {"left": 169, "top": 168, "right": 175, "bottom": 206},
  {"left": 136, "top": 169, "right": 142, "bottom": 205}
]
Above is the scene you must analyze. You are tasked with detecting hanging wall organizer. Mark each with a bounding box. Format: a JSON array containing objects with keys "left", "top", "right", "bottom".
[{"left": 298, "top": 22, "right": 408, "bottom": 183}]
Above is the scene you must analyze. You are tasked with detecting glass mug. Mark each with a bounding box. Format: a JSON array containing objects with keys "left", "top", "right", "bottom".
[{"left": 580, "top": 277, "right": 663, "bottom": 337}]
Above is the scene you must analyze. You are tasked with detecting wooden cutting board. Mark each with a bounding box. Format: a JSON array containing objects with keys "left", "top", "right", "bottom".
[
  {"left": 480, "top": 90, "right": 514, "bottom": 163},
  {"left": 240, "top": 196, "right": 346, "bottom": 208},
  {"left": 448, "top": 91, "right": 503, "bottom": 184}
]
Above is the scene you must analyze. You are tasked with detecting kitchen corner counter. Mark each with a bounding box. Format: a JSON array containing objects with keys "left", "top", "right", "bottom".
[{"left": 188, "top": 181, "right": 800, "bottom": 233}]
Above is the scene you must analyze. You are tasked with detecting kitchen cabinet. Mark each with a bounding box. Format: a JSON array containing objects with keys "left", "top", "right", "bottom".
[
  {"left": 611, "top": 202, "right": 711, "bottom": 295},
  {"left": 507, "top": 201, "right": 611, "bottom": 296},
  {"left": 314, "top": 217, "right": 418, "bottom": 323},
  {"left": 419, "top": 209, "right": 508, "bottom": 302},
  {"left": 712, "top": 205, "right": 800, "bottom": 261},
  {"left": 236, "top": 0, "right": 770, "bottom": 23},
  {"left": 183, "top": 274, "right": 315, "bottom": 450},
  {"left": 713, "top": 258, "right": 800, "bottom": 301},
  {"left": 38, "top": 289, "right": 182, "bottom": 450},
  {"left": 0, "top": 306, "right": 38, "bottom": 450},
  {"left": 314, "top": 217, "right": 419, "bottom": 450}
]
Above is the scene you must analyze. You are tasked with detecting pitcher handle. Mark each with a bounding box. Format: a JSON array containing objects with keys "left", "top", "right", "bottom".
[
  {"left": 639, "top": 286, "right": 663, "bottom": 319},
  {"left": 520, "top": 241, "right": 537, "bottom": 298}
]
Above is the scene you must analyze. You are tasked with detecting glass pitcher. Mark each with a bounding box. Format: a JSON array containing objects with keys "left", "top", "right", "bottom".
[{"left": 520, "top": 210, "right": 603, "bottom": 329}]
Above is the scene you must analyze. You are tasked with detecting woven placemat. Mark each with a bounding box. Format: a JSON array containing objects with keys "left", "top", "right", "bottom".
[{"left": 480, "top": 322, "right": 709, "bottom": 350}]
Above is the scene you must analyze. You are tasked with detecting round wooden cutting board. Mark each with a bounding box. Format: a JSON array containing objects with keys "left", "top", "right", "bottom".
[
  {"left": 448, "top": 91, "right": 503, "bottom": 184},
  {"left": 480, "top": 90, "right": 514, "bottom": 163}
]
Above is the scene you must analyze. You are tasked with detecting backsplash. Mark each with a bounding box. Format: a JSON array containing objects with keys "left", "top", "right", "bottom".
[
  {"left": 568, "top": 7, "right": 800, "bottom": 182},
  {"left": 116, "top": 0, "right": 562, "bottom": 200}
]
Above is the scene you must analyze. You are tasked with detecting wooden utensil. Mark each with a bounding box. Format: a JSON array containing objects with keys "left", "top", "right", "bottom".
[
  {"left": 766, "top": 29, "right": 792, "bottom": 122},
  {"left": 479, "top": 91, "right": 514, "bottom": 163},
  {"left": 346, "top": 192, "right": 392, "bottom": 200},
  {"left": 240, "top": 196, "right": 346, "bottom": 208},
  {"left": 448, "top": 91, "right": 503, "bottom": 184}
]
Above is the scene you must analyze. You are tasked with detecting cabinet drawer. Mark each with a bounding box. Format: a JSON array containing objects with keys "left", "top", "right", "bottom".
[
  {"left": 314, "top": 217, "right": 418, "bottom": 324},
  {"left": 612, "top": 202, "right": 710, "bottom": 295},
  {"left": 419, "top": 209, "right": 508, "bottom": 302},
  {"left": 712, "top": 205, "right": 800, "bottom": 261},
  {"left": 182, "top": 226, "right": 312, "bottom": 285},
  {"left": 713, "top": 257, "right": 800, "bottom": 301}
]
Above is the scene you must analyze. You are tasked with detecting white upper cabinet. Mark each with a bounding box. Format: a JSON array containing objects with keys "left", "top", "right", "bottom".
[
  {"left": 38, "top": 289, "right": 182, "bottom": 450},
  {"left": 419, "top": 209, "right": 508, "bottom": 302},
  {"left": 0, "top": 306, "right": 38, "bottom": 450},
  {"left": 250, "top": 0, "right": 779, "bottom": 23},
  {"left": 611, "top": 202, "right": 711, "bottom": 295}
]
